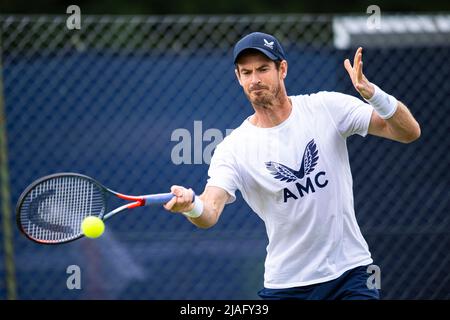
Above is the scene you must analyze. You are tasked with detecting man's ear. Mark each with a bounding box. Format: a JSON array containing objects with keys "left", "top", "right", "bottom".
[
  {"left": 235, "top": 68, "right": 243, "bottom": 87},
  {"left": 281, "top": 60, "right": 288, "bottom": 79}
]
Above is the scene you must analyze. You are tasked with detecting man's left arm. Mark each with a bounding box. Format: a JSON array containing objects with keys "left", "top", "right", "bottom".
[{"left": 344, "top": 47, "right": 421, "bottom": 143}]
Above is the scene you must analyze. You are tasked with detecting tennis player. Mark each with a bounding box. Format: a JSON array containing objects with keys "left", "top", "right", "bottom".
[{"left": 164, "top": 32, "right": 421, "bottom": 300}]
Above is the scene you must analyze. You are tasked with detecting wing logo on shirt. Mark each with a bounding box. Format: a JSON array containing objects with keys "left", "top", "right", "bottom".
[{"left": 265, "top": 139, "right": 319, "bottom": 182}]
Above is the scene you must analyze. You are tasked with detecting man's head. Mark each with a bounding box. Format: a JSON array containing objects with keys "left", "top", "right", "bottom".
[
  {"left": 233, "top": 32, "right": 288, "bottom": 109},
  {"left": 233, "top": 32, "right": 286, "bottom": 64}
]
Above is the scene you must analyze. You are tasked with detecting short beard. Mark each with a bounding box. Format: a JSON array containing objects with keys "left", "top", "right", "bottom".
[{"left": 248, "top": 82, "right": 281, "bottom": 109}]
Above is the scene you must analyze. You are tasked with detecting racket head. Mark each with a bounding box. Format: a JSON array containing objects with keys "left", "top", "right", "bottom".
[{"left": 16, "top": 173, "right": 107, "bottom": 244}]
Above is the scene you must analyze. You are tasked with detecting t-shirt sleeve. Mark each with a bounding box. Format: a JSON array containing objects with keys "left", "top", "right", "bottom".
[
  {"left": 319, "top": 91, "right": 374, "bottom": 138},
  {"left": 206, "top": 141, "right": 240, "bottom": 204}
]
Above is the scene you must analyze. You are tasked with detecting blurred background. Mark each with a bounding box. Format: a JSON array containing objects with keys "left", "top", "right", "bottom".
[{"left": 0, "top": 1, "right": 449, "bottom": 300}]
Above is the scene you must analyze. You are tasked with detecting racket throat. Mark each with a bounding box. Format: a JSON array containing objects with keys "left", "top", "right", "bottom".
[
  {"left": 127, "top": 199, "right": 145, "bottom": 209},
  {"left": 115, "top": 193, "right": 145, "bottom": 209},
  {"left": 115, "top": 193, "right": 146, "bottom": 208}
]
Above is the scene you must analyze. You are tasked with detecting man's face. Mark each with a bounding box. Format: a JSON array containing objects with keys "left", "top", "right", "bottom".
[{"left": 235, "top": 51, "right": 287, "bottom": 108}]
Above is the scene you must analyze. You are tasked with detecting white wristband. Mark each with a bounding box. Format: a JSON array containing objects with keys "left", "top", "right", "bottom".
[
  {"left": 365, "top": 84, "right": 398, "bottom": 120},
  {"left": 182, "top": 196, "right": 204, "bottom": 218}
]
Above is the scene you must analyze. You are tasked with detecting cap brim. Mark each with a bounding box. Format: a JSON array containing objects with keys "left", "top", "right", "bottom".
[{"left": 234, "top": 47, "right": 279, "bottom": 63}]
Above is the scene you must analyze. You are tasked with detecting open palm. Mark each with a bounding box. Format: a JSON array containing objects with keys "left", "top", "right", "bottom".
[{"left": 344, "top": 47, "right": 375, "bottom": 100}]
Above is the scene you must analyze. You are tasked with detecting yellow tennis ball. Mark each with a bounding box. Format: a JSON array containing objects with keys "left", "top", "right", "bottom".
[{"left": 81, "top": 216, "right": 105, "bottom": 239}]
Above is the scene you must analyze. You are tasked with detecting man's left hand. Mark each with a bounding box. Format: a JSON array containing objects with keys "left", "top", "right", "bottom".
[{"left": 344, "top": 47, "right": 375, "bottom": 100}]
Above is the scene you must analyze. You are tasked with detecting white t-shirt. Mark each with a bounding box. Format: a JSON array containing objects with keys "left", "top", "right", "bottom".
[{"left": 206, "top": 91, "right": 375, "bottom": 289}]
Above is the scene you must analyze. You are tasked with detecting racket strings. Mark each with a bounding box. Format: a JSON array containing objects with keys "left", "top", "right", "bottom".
[{"left": 20, "top": 176, "right": 105, "bottom": 243}]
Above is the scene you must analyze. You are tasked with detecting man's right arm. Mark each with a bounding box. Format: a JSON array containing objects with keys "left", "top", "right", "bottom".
[{"left": 163, "top": 185, "right": 230, "bottom": 229}]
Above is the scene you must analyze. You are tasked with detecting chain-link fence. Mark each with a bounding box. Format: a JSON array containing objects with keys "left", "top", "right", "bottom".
[{"left": 0, "top": 14, "right": 448, "bottom": 300}]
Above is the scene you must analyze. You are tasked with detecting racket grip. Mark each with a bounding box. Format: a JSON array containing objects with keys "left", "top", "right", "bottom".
[{"left": 143, "top": 193, "right": 174, "bottom": 205}]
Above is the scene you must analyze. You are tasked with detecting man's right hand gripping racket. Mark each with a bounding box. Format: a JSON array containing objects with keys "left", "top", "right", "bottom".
[{"left": 15, "top": 173, "right": 173, "bottom": 244}]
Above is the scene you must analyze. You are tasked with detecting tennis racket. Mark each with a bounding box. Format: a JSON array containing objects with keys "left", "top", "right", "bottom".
[{"left": 16, "top": 173, "right": 174, "bottom": 244}]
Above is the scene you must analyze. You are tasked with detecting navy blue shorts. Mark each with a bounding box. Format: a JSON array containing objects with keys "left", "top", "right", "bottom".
[{"left": 258, "top": 265, "right": 380, "bottom": 300}]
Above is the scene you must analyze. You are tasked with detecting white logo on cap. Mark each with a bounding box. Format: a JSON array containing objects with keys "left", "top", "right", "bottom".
[{"left": 263, "top": 39, "right": 274, "bottom": 49}]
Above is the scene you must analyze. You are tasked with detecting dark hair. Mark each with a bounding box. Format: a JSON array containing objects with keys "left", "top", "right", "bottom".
[{"left": 274, "top": 60, "right": 281, "bottom": 70}]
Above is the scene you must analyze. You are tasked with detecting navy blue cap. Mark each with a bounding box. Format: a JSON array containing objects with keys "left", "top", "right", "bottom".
[{"left": 233, "top": 32, "right": 286, "bottom": 63}]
